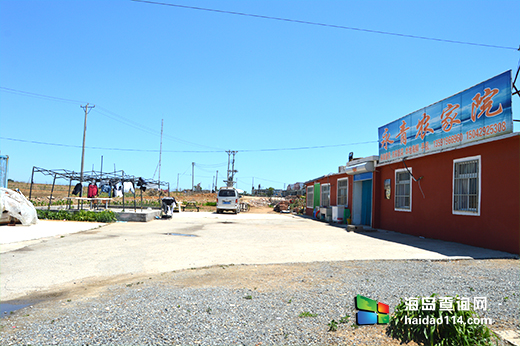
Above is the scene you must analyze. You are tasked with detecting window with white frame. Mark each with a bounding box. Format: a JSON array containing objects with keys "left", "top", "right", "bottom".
[
  {"left": 306, "top": 186, "right": 314, "bottom": 208},
  {"left": 337, "top": 178, "right": 348, "bottom": 206},
  {"left": 453, "top": 156, "right": 480, "bottom": 215},
  {"left": 321, "top": 184, "right": 330, "bottom": 207},
  {"left": 395, "top": 168, "right": 412, "bottom": 211}
]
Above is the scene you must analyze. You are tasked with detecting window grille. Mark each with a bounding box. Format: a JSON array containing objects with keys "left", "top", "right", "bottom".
[
  {"left": 454, "top": 159, "right": 479, "bottom": 213},
  {"left": 306, "top": 186, "right": 314, "bottom": 208},
  {"left": 337, "top": 179, "right": 348, "bottom": 206},
  {"left": 321, "top": 184, "right": 330, "bottom": 207},
  {"left": 395, "top": 170, "right": 411, "bottom": 210}
]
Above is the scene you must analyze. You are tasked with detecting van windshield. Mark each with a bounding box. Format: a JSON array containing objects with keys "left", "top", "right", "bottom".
[{"left": 219, "top": 190, "right": 237, "bottom": 197}]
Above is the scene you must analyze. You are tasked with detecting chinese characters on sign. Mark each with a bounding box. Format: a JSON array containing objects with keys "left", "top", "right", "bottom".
[
  {"left": 441, "top": 103, "right": 461, "bottom": 132},
  {"left": 378, "top": 71, "right": 512, "bottom": 163},
  {"left": 402, "top": 296, "right": 493, "bottom": 326},
  {"left": 404, "top": 296, "right": 487, "bottom": 311}
]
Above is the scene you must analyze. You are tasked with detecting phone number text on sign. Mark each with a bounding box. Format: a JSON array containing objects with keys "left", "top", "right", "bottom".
[{"left": 466, "top": 121, "right": 507, "bottom": 140}]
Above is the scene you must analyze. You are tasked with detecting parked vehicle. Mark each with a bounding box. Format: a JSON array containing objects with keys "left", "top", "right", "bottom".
[{"left": 216, "top": 187, "right": 240, "bottom": 214}]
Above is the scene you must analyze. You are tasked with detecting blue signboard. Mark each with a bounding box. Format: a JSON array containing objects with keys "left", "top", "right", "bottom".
[{"left": 378, "top": 71, "right": 512, "bottom": 163}]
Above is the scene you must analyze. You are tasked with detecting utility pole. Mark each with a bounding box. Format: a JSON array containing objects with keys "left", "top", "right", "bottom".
[
  {"left": 176, "top": 173, "right": 179, "bottom": 192},
  {"left": 226, "top": 153, "right": 230, "bottom": 185},
  {"left": 231, "top": 151, "right": 237, "bottom": 185},
  {"left": 80, "top": 103, "right": 94, "bottom": 196},
  {"left": 215, "top": 170, "right": 218, "bottom": 191},
  {"left": 192, "top": 162, "right": 195, "bottom": 192},
  {"left": 225, "top": 150, "right": 238, "bottom": 187},
  {"left": 158, "top": 119, "right": 163, "bottom": 188}
]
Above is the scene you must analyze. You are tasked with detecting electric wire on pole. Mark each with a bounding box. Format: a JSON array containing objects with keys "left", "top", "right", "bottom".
[
  {"left": 79, "top": 103, "right": 95, "bottom": 196},
  {"left": 158, "top": 119, "right": 163, "bottom": 194},
  {"left": 225, "top": 150, "right": 238, "bottom": 187}
]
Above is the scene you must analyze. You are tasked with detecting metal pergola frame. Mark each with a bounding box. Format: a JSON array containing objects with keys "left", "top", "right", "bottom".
[{"left": 29, "top": 166, "right": 170, "bottom": 212}]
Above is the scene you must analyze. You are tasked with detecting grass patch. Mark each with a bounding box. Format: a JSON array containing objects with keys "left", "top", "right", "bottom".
[
  {"left": 328, "top": 319, "right": 338, "bottom": 332},
  {"left": 299, "top": 311, "right": 318, "bottom": 318}
]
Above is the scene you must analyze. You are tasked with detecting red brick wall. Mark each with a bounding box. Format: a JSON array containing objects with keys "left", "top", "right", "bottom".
[{"left": 373, "top": 134, "right": 520, "bottom": 254}]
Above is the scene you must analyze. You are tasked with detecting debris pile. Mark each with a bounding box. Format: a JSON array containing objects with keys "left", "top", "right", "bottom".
[
  {"left": 242, "top": 197, "right": 270, "bottom": 207},
  {"left": 273, "top": 200, "right": 290, "bottom": 213}
]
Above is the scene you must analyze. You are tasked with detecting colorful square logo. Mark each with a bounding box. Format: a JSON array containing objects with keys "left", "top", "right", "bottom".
[{"left": 355, "top": 295, "right": 389, "bottom": 325}]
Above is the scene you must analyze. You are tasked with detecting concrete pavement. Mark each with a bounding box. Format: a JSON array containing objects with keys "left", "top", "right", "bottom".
[{"left": 0, "top": 212, "right": 516, "bottom": 301}]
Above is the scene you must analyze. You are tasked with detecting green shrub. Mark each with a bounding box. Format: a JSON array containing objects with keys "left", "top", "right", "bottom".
[
  {"left": 56, "top": 210, "right": 72, "bottom": 220},
  {"left": 387, "top": 294, "right": 498, "bottom": 346},
  {"left": 95, "top": 210, "right": 117, "bottom": 223},
  {"left": 204, "top": 202, "right": 217, "bottom": 206},
  {"left": 37, "top": 209, "right": 117, "bottom": 223}
]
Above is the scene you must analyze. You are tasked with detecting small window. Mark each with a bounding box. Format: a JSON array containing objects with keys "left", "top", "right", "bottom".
[
  {"left": 337, "top": 178, "right": 348, "bottom": 206},
  {"left": 321, "top": 184, "right": 330, "bottom": 207},
  {"left": 218, "top": 189, "right": 237, "bottom": 197},
  {"left": 453, "top": 156, "right": 480, "bottom": 215},
  {"left": 306, "top": 186, "right": 314, "bottom": 208},
  {"left": 395, "top": 169, "right": 411, "bottom": 211}
]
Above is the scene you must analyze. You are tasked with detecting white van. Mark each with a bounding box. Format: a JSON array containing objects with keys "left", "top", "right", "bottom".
[{"left": 216, "top": 187, "right": 240, "bottom": 214}]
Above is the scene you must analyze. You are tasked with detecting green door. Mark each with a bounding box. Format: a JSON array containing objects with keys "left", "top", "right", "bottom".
[
  {"left": 314, "top": 183, "right": 320, "bottom": 207},
  {"left": 361, "top": 180, "right": 372, "bottom": 225}
]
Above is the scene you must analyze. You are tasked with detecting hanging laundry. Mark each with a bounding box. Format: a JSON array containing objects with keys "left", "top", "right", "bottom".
[
  {"left": 115, "top": 184, "right": 123, "bottom": 197},
  {"left": 137, "top": 177, "right": 147, "bottom": 192},
  {"left": 123, "top": 181, "right": 135, "bottom": 194},
  {"left": 72, "top": 183, "right": 82, "bottom": 195},
  {"left": 100, "top": 184, "right": 111, "bottom": 193},
  {"left": 87, "top": 183, "right": 98, "bottom": 198}
]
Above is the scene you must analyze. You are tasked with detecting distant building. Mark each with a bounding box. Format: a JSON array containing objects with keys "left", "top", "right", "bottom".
[
  {"left": 253, "top": 188, "right": 283, "bottom": 197},
  {"left": 283, "top": 182, "right": 305, "bottom": 197}
]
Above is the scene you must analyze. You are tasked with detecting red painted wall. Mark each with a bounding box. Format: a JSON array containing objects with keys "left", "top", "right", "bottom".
[
  {"left": 373, "top": 134, "right": 520, "bottom": 254},
  {"left": 305, "top": 173, "right": 352, "bottom": 216}
]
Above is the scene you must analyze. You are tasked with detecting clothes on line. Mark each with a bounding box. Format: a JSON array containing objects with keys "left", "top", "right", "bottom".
[
  {"left": 72, "top": 183, "right": 82, "bottom": 195},
  {"left": 87, "top": 183, "right": 98, "bottom": 198}
]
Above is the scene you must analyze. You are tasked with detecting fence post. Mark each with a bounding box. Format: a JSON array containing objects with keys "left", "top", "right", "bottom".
[
  {"left": 29, "top": 167, "right": 35, "bottom": 200},
  {"left": 48, "top": 174, "right": 57, "bottom": 210}
]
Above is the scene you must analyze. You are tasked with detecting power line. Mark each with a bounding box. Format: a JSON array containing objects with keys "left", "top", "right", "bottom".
[
  {"left": 195, "top": 161, "right": 227, "bottom": 168},
  {"left": 0, "top": 137, "right": 221, "bottom": 153},
  {"left": 240, "top": 141, "right": 378, "bottom": 152},
  {"left": 241, "top": 176, "right": 285, "bottom": 185},
  {"left": 131, "top": 0, "right": 518, "bottom": 51},
  {"left": 0, "top": 86, "right": 222, "bottom": 150},
  {"left": 0, "top": 87, "right": 86, "bottom": 104},
  {"left": 0, "top": 86, "right": 380, "bottom": 152},
  {"left": 96, "top": 107, "right": 162, "bottom": 137},
  {"left": 0, "top": 136, "right": 378, "bottom": 153}
]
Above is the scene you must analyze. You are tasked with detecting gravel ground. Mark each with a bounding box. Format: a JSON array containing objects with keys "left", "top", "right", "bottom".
[{"left": 1, "top": 259, "right": 518, "bottom": 345}]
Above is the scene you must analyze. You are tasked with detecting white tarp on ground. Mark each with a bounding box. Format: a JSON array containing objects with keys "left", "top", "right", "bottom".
[{"left": 0, "top": 188, "right": 38, "bottom": 225}]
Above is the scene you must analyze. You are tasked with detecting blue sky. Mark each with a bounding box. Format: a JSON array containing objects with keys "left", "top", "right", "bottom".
[{"left": 1, "top": 0, "right": 519, "bottom": 191}]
